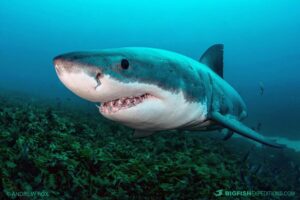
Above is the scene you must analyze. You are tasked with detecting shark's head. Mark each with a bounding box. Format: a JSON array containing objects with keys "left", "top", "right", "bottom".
[{"left": 53, "top": 48, "right": 208, "bottom": 130}]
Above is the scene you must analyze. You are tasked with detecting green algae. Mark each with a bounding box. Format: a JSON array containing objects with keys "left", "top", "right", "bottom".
[{"left": 0, "top": 92, "right": 299, "bottom": 199}]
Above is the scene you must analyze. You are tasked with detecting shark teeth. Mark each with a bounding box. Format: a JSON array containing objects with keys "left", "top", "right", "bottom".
[{"left": 99, "top": 93, "right": 152, "bottom": 114}]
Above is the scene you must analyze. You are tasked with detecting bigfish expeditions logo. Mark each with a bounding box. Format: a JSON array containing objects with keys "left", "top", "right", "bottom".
[
  {"left": 214, "top": 189, "right": 296, "bottom": 197},
  {"left": 214, "top": 189, "right": 223, "bottom": 197}
]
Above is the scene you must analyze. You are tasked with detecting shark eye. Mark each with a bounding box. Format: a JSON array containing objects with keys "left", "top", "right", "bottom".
[{"left": 121, "top": 59, "right": 129, "bottom": 69}]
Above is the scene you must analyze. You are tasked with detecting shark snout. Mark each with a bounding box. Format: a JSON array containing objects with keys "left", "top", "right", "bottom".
[
  {"left": 53, "top": 55, "right": 103, "bottom": 77},
  {"left": 53, "top": 55, "right": 105, "bottom": 102},
  {"left": 53, "top": 56, "right": 76, "bottom": 75}
]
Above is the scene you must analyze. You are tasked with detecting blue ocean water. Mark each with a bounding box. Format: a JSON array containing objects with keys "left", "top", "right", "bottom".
[{"left": 0, "top": 1, "right": 299, "bottom": 141}]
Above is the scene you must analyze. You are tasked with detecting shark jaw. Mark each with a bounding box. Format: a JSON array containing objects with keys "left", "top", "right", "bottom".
[
  {"left": 98, "top": 93, "right": 154, "bottom": 114},
  {"left": 55, "top": 66, "right": 208, "bottom": 131}
]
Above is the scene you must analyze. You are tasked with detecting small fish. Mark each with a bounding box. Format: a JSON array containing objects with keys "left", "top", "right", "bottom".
[
  {"left": 256, "top": 122, "right": 262, "bottom": 132},
  {"left": 259, "top": 81, "right": 264, "bottom": 96},
  {"left": 251, "top": 122, "right": 262, "bottom": 132}
]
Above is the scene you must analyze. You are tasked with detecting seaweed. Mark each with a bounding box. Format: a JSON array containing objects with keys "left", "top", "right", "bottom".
[{"left": 0, "top": 91, "right": 299, "bottom": 199}]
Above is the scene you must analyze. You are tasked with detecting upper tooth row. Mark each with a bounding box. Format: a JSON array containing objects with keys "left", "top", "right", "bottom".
[{"left": 103, "top": 94, "right": 150, "bottom": 106}]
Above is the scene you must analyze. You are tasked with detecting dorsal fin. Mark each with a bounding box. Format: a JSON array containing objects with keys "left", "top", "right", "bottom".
[{"left": 199, "top": 44, "right": 224, "bottom": 78}]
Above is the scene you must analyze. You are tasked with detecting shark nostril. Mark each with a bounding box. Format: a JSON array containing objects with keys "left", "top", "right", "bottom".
[{"left": 53, "top": 57, "right": 63, "bottom": 66}]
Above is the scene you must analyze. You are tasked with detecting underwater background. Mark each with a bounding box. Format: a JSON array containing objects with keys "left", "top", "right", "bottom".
[{"left": 1, "top": 0, "right": 300, "bottom": 199}]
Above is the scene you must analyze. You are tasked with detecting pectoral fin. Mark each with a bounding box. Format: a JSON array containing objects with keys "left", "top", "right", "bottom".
[
  {"left": 133, "top": 130, "right": 155, "bottom": 138},
  {"left": 222, "top": 129, "right": 234, "bottom": 141},
  {"left": 211, "top": 112, "right": 284, "bottom": 148}
]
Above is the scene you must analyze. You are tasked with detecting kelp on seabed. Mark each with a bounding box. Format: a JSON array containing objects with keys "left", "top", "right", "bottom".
[{"left": 0, "top": 92, "right": 300, "bottom": 199}]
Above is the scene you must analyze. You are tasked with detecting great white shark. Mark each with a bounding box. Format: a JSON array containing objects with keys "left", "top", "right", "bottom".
[{"left": 53, "top": 44, "right": 283, "bottom": 148}]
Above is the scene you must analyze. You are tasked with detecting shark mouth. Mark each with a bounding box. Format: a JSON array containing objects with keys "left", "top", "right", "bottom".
[{"left": 99, "top": 93, "right": 153, "bottom": 114}]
